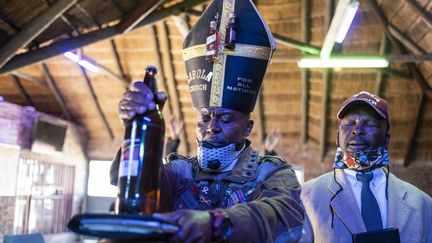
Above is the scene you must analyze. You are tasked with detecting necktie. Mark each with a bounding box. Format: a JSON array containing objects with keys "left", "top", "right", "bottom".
[{"left": 356, "top": 173, "right": 383, "bottom": 231}]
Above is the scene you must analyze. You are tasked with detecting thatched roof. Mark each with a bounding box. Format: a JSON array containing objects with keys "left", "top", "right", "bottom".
[{"left": 0, "top": 0, "right": 431, "bottom": 178}]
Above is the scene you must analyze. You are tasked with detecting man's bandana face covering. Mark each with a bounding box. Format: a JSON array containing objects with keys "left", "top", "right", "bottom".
[
  {"left": 197, "top": 141, "right": 244, "bottom": 172},
  {"left": 333, "top": 146, "right": 389, "bottom": 172}
]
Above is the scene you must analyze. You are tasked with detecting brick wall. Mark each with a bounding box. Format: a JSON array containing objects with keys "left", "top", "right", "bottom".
[{"left": 0, "top": 101, "right": 88, "bottom": 238}]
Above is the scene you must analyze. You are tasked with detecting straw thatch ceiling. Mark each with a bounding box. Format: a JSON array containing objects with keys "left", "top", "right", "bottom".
[{"left": 0, "top": 0, "right": 431, "bottom": 169}]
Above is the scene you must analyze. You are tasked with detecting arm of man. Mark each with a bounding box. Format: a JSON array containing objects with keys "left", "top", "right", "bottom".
[
  {"left": 225, "top": 164, "right": 303, "bottom": 242},
  {"left": 155, "top": 159, "right": 304, "bottom": 243}
]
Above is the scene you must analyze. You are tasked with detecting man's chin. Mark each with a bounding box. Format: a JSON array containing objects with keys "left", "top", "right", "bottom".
[{"left": 345, "top": 146, "right": 370, "bottom": 153}]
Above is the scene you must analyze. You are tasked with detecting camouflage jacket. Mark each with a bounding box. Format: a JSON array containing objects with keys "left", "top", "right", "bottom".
[{"left": 159, "top": 142, "right": 304, "bottom": 242}]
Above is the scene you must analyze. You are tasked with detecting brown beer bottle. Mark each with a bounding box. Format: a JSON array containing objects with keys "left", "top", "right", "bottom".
[{"left": 115, "top": 66, "right": 165, "bottom": 214}]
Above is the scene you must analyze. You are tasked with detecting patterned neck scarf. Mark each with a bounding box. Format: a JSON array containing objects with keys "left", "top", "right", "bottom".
[
  {"left": 197, "top": 141, "right": 245, "bottom": 172},
  {"left": 333, "top": 146, "right": 389, "bottom": 172}
]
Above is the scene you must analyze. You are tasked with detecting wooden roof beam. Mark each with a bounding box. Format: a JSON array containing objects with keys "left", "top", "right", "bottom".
[
  {"left": 117, "top": 0, "right": 164, "bottom": 33},
  {"left": 157, "top": 21, "right": 190, "bottom": 155},
  {"left": 10, "top": 74, "right": 33, "bottom": 106},
  {"left": 73, "top": 3, "right": 129, "bottom": 87},
  {"left": 273, "top": 33, "right": 321, "bottom": 55},
  {"left": 79, "top": 65, "right": 114, "bottom": 140},
  {"left": 85, "top": 55, "right": 129, "bottom": 88},
  {"left": 172, "top": 13, "right": 190, "bottom": 38},
  {"left": 319, "top": 0, "right": 335, "bottom": 161},
  {"left": 375, "top": 36, "right": 389, "bottom": 96},
  {"left": 185, "top": 9, "right": 203, "bottom": 17},
  {"left": 403, "top": 93, "right": 426, "bottom": 166},
  {"left": 0, "top": 17, "right": 19, "bottom": 35},
  {"left": 364, "top": 0, "right": 432, "bottom": 99},
  {"left": 106, "top": 0, "right": 127, "bottom": 15},
  {"left": 74, "top": 2, "right": 102, "bottom": 28},
  {"left": 0, "top": 0, "right": 77, "bottom": 69},
  {"left": 0, "top": 0, "right": 208, "bottom": 75},
  {"left": 40, "top": 63, "right": 73, "bottom": 121},
  {"left": 10, "top": 71, "right": 46, "bottom": 86},
  {"left": 149, "top": 26, "right": 172, "bottom": 114},
  {"left": 405, "top": 0, "right": 432, "bottom": 26},
  {"left": 109, "top": 40, "right": 129, "bottom": 88},
  {"left": 388, "top": 25, "right": 425, "bottom": 55},
  {"left": 300, "top": 0, "right": 311, "bottom": 143}
]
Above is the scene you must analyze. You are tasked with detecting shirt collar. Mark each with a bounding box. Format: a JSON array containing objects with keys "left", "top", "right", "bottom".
[{"left": 344, "top": 167, "right": 386, "bottom": 187}]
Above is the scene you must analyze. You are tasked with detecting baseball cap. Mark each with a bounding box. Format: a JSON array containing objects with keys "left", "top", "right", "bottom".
[{"left": 337, "top": 91, "right": 388, "bottom": 121}]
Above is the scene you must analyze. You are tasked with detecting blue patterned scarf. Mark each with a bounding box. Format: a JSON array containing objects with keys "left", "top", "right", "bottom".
[{"left": 333, "top": 146, "right": 389, "bottom": 172}]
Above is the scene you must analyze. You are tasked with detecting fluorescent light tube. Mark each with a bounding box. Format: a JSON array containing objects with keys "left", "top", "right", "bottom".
[
  {"left": 64, "top": 51, "right": 99, "bottom": 72},
  {"left": 335, "top": 1, "right": 359, "bottom": 43},
  {"left": 78, "top": 60, "right": 99, "bottom": 72},
  {"left": 64, "top": 51, "right": 80, "bottom": 62},
  {"left": 298, "top": 56, "right": 389, "bottom": 68},
  {"left": 320, "top": 0, "right": 359, "bottom": 59}
]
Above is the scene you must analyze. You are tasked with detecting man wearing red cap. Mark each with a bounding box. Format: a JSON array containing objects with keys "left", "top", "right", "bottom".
[
  {"left": 115, "top": 0, "right": 304, "bottom": 242},
  {"left": 299, "top": 91, "right": 431, "bottom": 242}
]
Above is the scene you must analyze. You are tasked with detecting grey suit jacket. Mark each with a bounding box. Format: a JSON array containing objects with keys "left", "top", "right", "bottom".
[{"left": 299, "top": 169, "right": 432, "bottom": 243}]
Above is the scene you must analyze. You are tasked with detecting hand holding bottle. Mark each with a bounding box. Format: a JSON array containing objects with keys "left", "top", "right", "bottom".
[
  {"left": 119, "top": 81, "right": 167, "bottom": 122},
  {"left": 116, "top": 66, "right": 166, "bottom": 215}
]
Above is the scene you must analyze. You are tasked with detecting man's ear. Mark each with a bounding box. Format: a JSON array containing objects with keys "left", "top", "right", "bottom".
[{"left": 243, "top": 120, "right": 254, "bottom": 137}]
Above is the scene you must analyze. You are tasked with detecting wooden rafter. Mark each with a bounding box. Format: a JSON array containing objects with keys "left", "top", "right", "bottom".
[
  {"left": 74, "top": 2, "right": 101, "bottom": 27},
  {"left": 79, "top": 65, "right": 115, "bottom": 140},
  {"left": 0, "top": 0, "right": 208, "bottom": 75},
  {"left": 0, "top": 18, "right": 18, "bottom": 35},
  {"left": 185, "top": 9, "right": 203, "bottom": 17},
  {"left": 0, "top": 0, "right": 77, "bottom": 69},
  {"left": 40, "top": 0, "right": 79, "bottom": 34},
  {"left": 273, "top": 33, "right": 320, "bottom": 55},
  {"left": 106, "top": 0, "right": 127, "bottom": 15},
  {"left": 149, "top": 26, "right": 171, "bottom": 114},
  {"left": 157, "top": 21, "right": 190, "bottom": 155},
  {"left": 73, "top": 3, "right": 129, "bottom": 88},
  {"left": 365, "top": 0, "right": 431, "bottom": 165},
  {"left": 109, "top": 39, "right": 129, "bottom": 87},
  {"left": 300, "top": 0, "right": 311, "bottom": 143},
  {"left": 86, "top": 55, "right": 129, "bottom": 88},
  {"left": 388, "top": 25, "right": 425, "bottom": 55},
  {"left": 172, "top": 13, "right": 190, "bottom": 38},
  {"left": 375, "top": 36, "right": 389, "bottom": 96},
  {"left": 40, "top": 63, "right": 73, "bottom": 121},
  {"left": 364, "top": 0, "right": 432, "bottom": 99},
  {"left": 10, "top": 74, "right": 34, "bottom": 106},
  {"left": 117, "top": 0, "right": 164, "bottom": 33},
  {"left": 405, "top": 0, "right": 432, "bottom": 26},
  {"left": 10, "top": 71, "right": 46, "bottom": 86},
  {"left": 386, "top": 68, "right": 412, "bottom": 79},
  {"left": 319, "top": 71, "right": 332, "bottom": 161},
  {"left": 319, "top": 0, "right": 335, "bottom": 161},
  {"left": 403, "top": 92, "right": 426, "bottom": 166}
]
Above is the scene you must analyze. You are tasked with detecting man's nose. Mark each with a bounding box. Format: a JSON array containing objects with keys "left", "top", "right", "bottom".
[
  {"left": 352, "top": 121, "right": 365, "bottom": 135},
  {"left": 206, "top": 117, "right": 221, "bottom": 134}
]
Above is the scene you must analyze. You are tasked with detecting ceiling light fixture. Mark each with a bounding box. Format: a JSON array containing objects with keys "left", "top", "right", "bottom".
[
  {"left": 320, "top": 0, "right": 359, "bottom": 59},
  {"left": 64, "top": 52, "right": 99, "bottom": 72},
  {"left": 297, "top": 56, "right": 389, "bottom": 68}
]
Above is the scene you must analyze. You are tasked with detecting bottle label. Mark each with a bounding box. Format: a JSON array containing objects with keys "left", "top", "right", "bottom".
[
  {"left": 207, "top": 33, "right": 217, "bottom": 44},
  {"left": 119, "top": 140, "right": 140, "bottom": 177}
]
